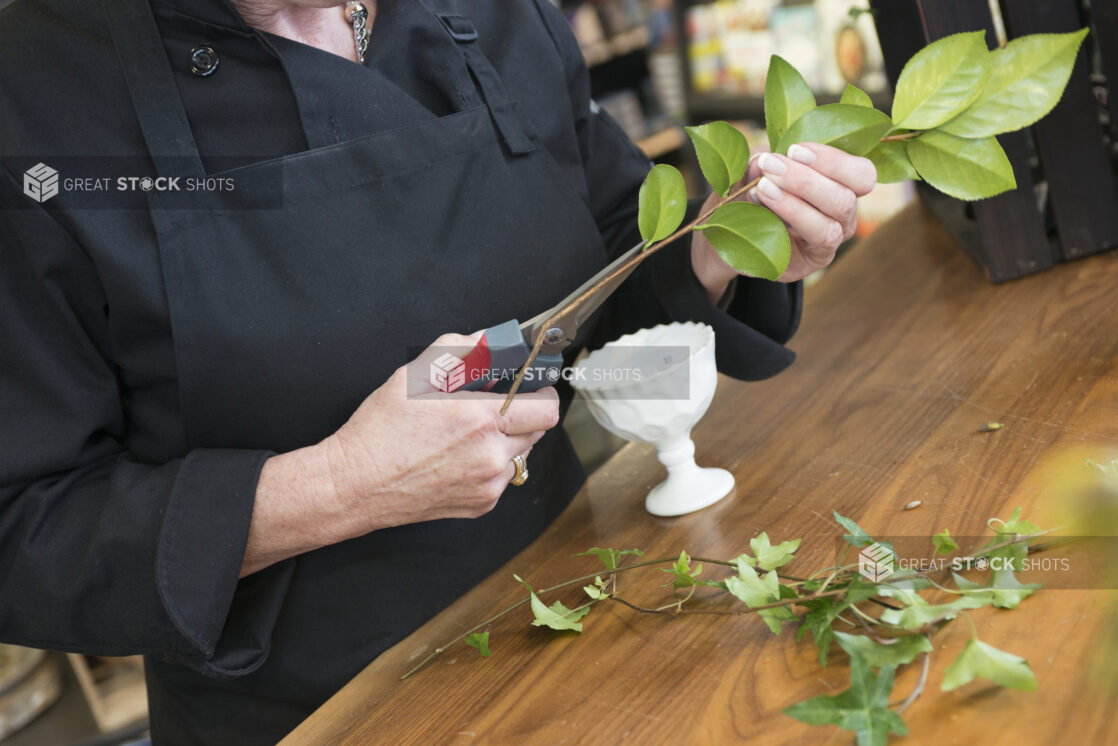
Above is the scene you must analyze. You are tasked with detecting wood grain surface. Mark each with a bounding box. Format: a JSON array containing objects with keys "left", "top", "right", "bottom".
[{"left": 282, "top": 202, "right": 1118, "bottom": 745}]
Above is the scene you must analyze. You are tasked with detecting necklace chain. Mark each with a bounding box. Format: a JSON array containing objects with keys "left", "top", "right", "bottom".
[{"left": 345, "top": 2, "right": 369, "bottom": 65}]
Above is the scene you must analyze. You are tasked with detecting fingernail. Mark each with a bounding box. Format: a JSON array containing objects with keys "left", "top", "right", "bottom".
[
  {"left": 758, "top": 153, "right": 787, "bottom": 176},
  {"left": 747, "top": 188, "right": 761, "bottom": 204},
  {"left": 787, "top": 144, "right": 817, "bottom": 165},
  {"left": 758, "top": 176, "right": 782, "bottom": 200}
]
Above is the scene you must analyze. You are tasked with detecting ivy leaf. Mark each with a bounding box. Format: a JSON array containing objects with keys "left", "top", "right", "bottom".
[
  {"left": 840, "top": 83, "right": 874, "bottom": 109},
  {"left": 941, "top": 639, "right": 1037, "bottom": 692},
  {"left": 693, "top": 202, "right": 790, "bottom": 281},
  {"left": 832, "top": 511, "right": 894, "bottom": 554},
  {"left": 834, "top": 631, "right": 932, "bottom": 669},
  {"left": 776, "top": 104, "right": 893, "bottom": 157},
  {"left": 907, "top": 131, "right": 1016, "bottom": 201},
  {"left": 725, "top": 558, "right": 796, "bottom": 634},
  {"left": 686, "top": 121, "right": 751, "bottom": 198},
  {"left": 765, "top": 54, "right": 817, "bottom": 152},
  {"left": 953, "top": 571, "right": 1039, "bottom": 610},
  {"left": 661, "top": 550, "right": 704, "bottom": 589},
  {"left": 798, "top": 600, "right": 836, "bottom": 666},
  {"left": 529, "top": 592, "right": 591, "bottom": 633},
  {"left": 575, "top": 547, "right": 644, "bottom": 572},
  {"left": 784, "top": 657, "right": 907, "bottom": 746},
  {"left": 932, "top": 529, "right": 958, "bottom": 555},
  {"left": 737, "top": 532, "right": 802, "bottom": 571},
  {"left": 878, "top": 586, "right": 986, "bottom": 629},
  {"left": 867, "top": 141, "right": 919, "bottom": 184},
  {"left": 940, "top": 29, "right": 1090, "bottom": 138},
  {"left": 891, "top": 31, "right": 991, "bottom": 130},
  {"left": 464, "top": 631, "right": 491, "bottom": 657},
  {"left": 637, "top": 164, "right": 687, "bottom": 245},
  {"left": 978, "top": 507, "right": 1041, "bottom": 572}
]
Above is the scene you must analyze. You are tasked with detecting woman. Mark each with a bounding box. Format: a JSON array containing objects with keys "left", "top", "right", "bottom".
[{"left": 0, "top": 0, "right": 875, "bottom": 742}]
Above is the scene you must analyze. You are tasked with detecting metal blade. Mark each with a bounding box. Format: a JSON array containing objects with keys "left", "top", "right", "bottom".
[{"left": 520, "top": 239, "right": 645, "bottom": 353}]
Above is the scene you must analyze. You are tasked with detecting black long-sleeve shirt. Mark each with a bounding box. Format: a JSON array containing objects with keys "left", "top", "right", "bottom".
[{"left": 0, "top": 0, "right": 800, "bottom": 742}]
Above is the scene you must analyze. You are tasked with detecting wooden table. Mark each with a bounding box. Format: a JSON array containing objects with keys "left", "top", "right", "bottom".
[{"left": 283, "top": 203, "right": 1118, "bottom": 745}]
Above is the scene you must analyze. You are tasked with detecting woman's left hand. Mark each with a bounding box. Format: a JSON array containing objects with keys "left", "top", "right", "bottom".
[{"left": 691, "top": 142, "right": 877, "bottom": 295}]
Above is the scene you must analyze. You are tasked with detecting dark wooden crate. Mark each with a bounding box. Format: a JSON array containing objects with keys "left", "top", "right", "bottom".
[{"left": 869, "top": 0, "right": 1118, "bottom": 282}]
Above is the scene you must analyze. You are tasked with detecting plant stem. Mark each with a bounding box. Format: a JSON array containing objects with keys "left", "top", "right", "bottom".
[
  {"left": 499, "top": 176, "right": 761, "bottom": 415},
  {"left": 894, "top": 642, "right": 932, "bottom": 714},
  {"left": 402, "top": 550, "right": 822, "bottom": 679},
  {"left": 880, "top": 131, "right": 923, "bottom": 142}
]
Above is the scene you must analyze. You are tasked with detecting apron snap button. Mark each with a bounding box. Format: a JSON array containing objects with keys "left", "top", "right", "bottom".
[{"left": 190, "top": 46, "right": 220, "bottom": 77}]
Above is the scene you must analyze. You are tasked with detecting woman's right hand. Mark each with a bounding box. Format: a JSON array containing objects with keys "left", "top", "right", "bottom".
[{"left": 323, "top": 332, "right": 560, "bottom": 535}]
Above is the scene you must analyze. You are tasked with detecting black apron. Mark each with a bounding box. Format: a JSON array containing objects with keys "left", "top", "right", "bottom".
[{"left": 102, "top": 0, "right": 607, "bottom": 741}]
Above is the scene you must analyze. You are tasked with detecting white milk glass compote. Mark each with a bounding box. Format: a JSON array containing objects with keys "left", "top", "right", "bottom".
[{"left": 570, "top": 322, "right": 734, "bottom": 517}]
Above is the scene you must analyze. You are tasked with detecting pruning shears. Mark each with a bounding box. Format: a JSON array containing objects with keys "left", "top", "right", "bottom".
[{"left": 453, "top": 240, "right": 645, "bottom": 393}]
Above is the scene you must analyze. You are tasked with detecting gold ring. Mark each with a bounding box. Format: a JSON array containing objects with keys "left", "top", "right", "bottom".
[{"left": 511, "top": 454, "right": 529, "bottom": 486}]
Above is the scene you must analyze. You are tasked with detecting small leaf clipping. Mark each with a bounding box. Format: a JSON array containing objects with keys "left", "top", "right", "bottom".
[
  {"left": 637, "top": 164, "right": 687, "bottom": 245},
  {"left": 941, "top": 639, "right": 1037, "bottom": 692},
  {"left": 529, "top": 591, "right": 591, "bottom": 633},
  {"left": 464, "top": 632, "right": 491, "bottom": 657},
  {"left": 686, "top": 121, "right": 750, "bottom": 198},
  {"left": 694, "top": 202, "right": 790, "bottom": 281},
  {"left": 892, "top": 31, "right": 991, "bottom": 130},
  {"left": 765, "top": 54, "right": 817, "bottom": 152}
]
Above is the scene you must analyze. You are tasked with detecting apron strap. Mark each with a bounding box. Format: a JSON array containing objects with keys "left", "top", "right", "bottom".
[
  {"left": 100, "top": 0, "right": 205, "bottom": 178},
  {"left": 432, "top": 12, "right": 537, "bottom": 156}
]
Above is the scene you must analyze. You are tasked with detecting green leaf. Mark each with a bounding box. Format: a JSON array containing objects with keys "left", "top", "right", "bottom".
[
  {"left": 738, "top": 532, "right": 801, "bottom": 571},
  {"left": 832, "top": 511, "right": 894, "bottom": 553},
  {"left": 892, "top": 31, "right": 991, "bottom": 130},
  {"left": 841, "top": 83, "right": 874, "bottom": 109},
  {"left": 953, "top": 571, "right": 1040, "bottom": 610},
  {"left": 907, "top": 131, "right": 1016, "bottom": 201},
  {"left": 940, "top": 29, "right": 1090, "bottom": 138},
  {"left": 693, "top": 202, "right": 790, "bottom": 281},
  {"left": 933, "top": 529, "right": 958, "bottom": 555},
  {"left": 575, "top": 547, "right": 644, "bottom": 572},
  {"left": 637, "top": 164, "right": 687, "bottom": 245},
  {"left": 878, "top": 586, "right": 986, "bottom": 629},
  {"left": 776, "top": 103, "right": 893, "bottom": 157},
  {"left": 765, "top": 54, "right": 817, "bottom": 152},
  {"left": 784, "top": 657, "right": 907, "bottom": 746},
  {"left": 867, "top": 141, "right": 919, "bottom": 183},
  {"left": 977, "top": 507, "right": 1041, "bottom": 572},
  {"left": 661, "top": 550, "right": 704, "bottom": 589},
  {"left": 798, "top": 598, "right": 837, "bottom": 666},
  {"left": 529, "top": 592, "right": 591, "bottom": 633},
  {"left": 834, "top": 631, "right": 932, "bottom": 668},
  {"left": 941, "top": 639, "right": 1037, "bottom": 692},
  {"left": 464, "top": 631, "right": 491, "bottom": 657},
  {"left": 686, "top": 121, "right": 751, "bottom": 198},
  {"left": 725, "top": 558, "right": 796, "bottom": 634}
]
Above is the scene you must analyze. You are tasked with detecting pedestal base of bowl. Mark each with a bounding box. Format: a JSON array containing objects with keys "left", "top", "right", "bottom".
[{"left": 645, "top": 466, "right": 734, "bottom": 517}]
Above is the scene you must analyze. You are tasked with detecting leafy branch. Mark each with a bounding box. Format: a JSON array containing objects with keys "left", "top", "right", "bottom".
[
  {"left": 501, "top": 28, "right": 1088, "bottom": 413},
  {"left": 404, "top": 508, "right": 1055, "bottom": 745}
]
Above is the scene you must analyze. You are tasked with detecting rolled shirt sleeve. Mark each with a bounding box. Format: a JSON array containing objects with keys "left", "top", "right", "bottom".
[{"left": 0, "top": 188, "right": 289, "bottom": 678}]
